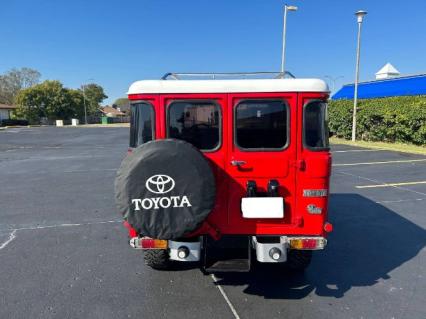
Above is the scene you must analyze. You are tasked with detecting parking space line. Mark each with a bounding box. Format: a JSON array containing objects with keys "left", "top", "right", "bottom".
[
  {"left": 0, "top": 230, "right": 17, "bottom": 250},
  {"left": 0, "top": 220, "right": 121, "bottom": 251},
  {"left": 357, "top": 181, "right": 426, "bottom": 189},
  {"left": 332, "top": 149, "right": 385, "bottom": 153},
  {"left": 336, "top": 171, "right": 426, "bottom": 197},
  {"left": 63, "top": 168, "right": 117, "bottom": 173},
  {"left": 333, "top": 159, "right": 426, "bottom": 167},
  {"left": 376, "top": 198, "right": 425, "bottom": 204},
  {"left": 211, "top": 274, "right": 240, "bottom": 319}
]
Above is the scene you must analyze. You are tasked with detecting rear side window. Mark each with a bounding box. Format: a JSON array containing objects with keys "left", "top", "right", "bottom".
[
  {"left": 235, "top": 100, "right": 288, "bottom": 150},
  {"left": 167, "top": 101, "right": 220, "bottom": 151},
  {"left": 304, "top": 100, "right": 329, "bottom": 150},
  {"left": 129, "top": 102, "right": 154, "bottom": 147}
]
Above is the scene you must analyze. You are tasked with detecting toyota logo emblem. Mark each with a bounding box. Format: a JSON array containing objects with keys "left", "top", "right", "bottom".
[{"left": 146, "top": 175, "right": 175, "bottom": 194}]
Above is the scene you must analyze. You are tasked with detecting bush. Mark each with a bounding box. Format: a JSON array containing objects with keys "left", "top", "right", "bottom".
[
  {"left": 329, "top": 96, "right": 426, "bottom": 145},
  {"left": 1, "top": 119, "right": 29, "bottom": 127}
]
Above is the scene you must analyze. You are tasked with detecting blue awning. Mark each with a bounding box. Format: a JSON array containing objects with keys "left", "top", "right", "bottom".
[{"left": 332, "top": 74, "right": 426, "bottom": 99}]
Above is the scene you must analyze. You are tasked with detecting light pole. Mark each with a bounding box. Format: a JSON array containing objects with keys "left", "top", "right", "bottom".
[
  {"left": 324, "top": 75, "right": 344, "bottom": 94},
  {"left": 352, "top": 10, "right": 367, "bottom": 141},
  {"left": 281, "top": 4, "right": 298, "bottom": 75},
  {"left": 82, "top": 78, "right": 94, "bottom": 125}
]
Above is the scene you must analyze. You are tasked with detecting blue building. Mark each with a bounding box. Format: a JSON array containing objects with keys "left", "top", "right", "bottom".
[{"left": 332, "top": 63, "right": 426, "bottom": 100}]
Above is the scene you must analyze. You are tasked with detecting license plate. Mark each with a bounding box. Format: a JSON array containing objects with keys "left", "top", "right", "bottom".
[{"left": 241, "top": 197, "right": 284, "bottom": 218}]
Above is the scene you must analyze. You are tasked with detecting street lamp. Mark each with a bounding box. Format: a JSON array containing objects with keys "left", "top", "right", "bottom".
[
  {"left": 281, "top": 4, "right": 298, "bottom": 75},
  {"left": 324, "top": 75, "right": 344, "bottom": 94},
  {"left": 82, "top": 78, "right": 94, "bottom": 125},
  {"left": 352, "top": 10, "right": 367, "bottom": 141}
]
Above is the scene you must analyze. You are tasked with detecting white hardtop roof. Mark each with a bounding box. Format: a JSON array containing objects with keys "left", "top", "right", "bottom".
[{"left": 128, "top": 78, "right": 329, "bottom": 95}]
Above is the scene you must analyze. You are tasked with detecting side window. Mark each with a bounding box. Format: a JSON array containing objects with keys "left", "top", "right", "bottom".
[
  {"left": 304, "top": 100, "right": 329, "bottom": 150},
  {"left": 129, "top": 102, "right": 154, "bottom": 147},
  {"left": 167, "top": 101, "right": 220, "bottom": 151},
  {"left": 235, "top": 100, "right": 288, "bottom": 150}
]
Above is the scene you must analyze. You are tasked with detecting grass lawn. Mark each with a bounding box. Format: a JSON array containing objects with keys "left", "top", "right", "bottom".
[{"left": 330, "top": 137, "right": 426, "bottom": 155}]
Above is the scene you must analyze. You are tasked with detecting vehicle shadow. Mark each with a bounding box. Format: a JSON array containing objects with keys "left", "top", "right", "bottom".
[{"left": 213, "top": 193, "right": 426, "bottom": 299}]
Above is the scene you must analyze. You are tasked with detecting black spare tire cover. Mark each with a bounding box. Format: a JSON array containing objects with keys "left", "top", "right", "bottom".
[{"left": 115, "top": 139, "right": 216, "bottom": 239}]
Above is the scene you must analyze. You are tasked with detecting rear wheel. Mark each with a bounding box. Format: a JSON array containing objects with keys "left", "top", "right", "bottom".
[
  {"left": 144, "top": 249, "right": 170, "bottom": 270},
  {"left": 285, "top": 250, "right": 312, "bottom": 271}
]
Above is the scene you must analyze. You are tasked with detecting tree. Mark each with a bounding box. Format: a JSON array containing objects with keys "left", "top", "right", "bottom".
[
  {"left": 80, "top": 83, "right": 107, "bottom": 115},
  {"left": 0, "top": 67, "right": 41, "bottom": 105},
  {"left": 15, "top": 80, "right": 83, "bottom": 123},
  {"left": 113, "top": 97, "right": 130, "bottom": 114}
]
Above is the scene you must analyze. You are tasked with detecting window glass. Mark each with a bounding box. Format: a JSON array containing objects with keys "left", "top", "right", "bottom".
[
  {"left": 168, "top": 101, "right": 220, "bottom": 150},
  {"left": 304, "top": 101, "right": 329, "bottom": 149},
  {"left": 235, "top": 100, "right": 287, "bottom": 149},
  {"left": 129, "top": 102, "right": 154, "bottom": 147}
]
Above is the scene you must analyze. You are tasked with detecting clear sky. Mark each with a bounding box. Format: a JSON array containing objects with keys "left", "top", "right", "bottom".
[{"left": 1, "top": 0, "right": 426, "bottom": 103}]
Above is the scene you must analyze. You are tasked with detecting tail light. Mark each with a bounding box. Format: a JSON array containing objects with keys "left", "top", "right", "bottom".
[
  {"left": 129, "top": 237, "right": 168, "bottom": 249},
  {"left": 289, "top": 237, "right": 327, "bottom": 250},
  {"left": 141, "top": 238, "right": 168, "bottom": 249}
]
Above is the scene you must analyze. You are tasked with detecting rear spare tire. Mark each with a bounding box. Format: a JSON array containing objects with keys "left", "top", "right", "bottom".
[{"left": 115, "top": 139, "right": 216, "bottom": 240}]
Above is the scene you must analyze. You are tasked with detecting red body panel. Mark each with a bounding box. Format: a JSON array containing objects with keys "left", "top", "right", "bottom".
[{"left": 127, "top": 91, "right": 331, "bottom": 238}]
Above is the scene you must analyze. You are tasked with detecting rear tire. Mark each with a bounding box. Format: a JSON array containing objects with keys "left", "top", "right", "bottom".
[
  {"left": 286, "top": 250, "right": 312, "bottom": 271},
  {"left": 144, "top": 249, "right": 170, "bottom": 270}
]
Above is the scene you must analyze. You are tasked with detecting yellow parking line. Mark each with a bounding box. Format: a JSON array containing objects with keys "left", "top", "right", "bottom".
[
  {"left": 333, "top": 159, "right": 426, "bottom": 167},
  {"left": 356, "top": 181, "right": 426, "bottom": 189}
]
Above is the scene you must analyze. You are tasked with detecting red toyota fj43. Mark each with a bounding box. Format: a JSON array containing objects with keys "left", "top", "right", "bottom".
[{"left": 115, "top": 72, "right": 332, "bottom": 272}]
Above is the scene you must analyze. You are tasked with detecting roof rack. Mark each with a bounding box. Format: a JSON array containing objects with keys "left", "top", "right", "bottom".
[{"left": 161, "top": 71, "right": 295, "bottom": 80}]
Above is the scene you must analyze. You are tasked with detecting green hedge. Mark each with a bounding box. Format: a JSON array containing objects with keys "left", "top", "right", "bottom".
[{"left": 328, "top": 96, "right": 426, "bottom": 145}]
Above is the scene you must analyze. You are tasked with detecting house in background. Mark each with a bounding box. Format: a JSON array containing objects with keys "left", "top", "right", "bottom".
[
  {"left": 332, "top": 63, "right": 426, "bottom": 99},
  {"left": 99, "top": 105, "right": 126, "bottom": 117},
  {"left": 0, "top": 104, "right": 17, "bottom": 121}
]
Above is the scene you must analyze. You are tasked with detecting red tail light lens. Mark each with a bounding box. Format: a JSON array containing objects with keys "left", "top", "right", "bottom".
[
  {"left": 140, "top": 237, "right": 168, "bottom": 249},
  {"left": 289, "top": 237, "right": 327, "bottom": 250}
]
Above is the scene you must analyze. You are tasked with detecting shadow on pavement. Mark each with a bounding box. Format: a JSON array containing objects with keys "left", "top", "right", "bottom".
[{"left": 213, "top": 193, "right": 426, "bottom": 299}]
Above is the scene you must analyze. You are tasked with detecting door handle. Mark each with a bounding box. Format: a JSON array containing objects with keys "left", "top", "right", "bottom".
[{"left": 231, "top": 160, "right": 247, "bottom": 167}]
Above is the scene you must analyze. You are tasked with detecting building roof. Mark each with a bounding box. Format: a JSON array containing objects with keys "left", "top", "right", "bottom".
[
  {"left": 332, "top": 73, "right": 426, "bottom": 100},
  {"left": 0, "top": 104, "right": 17, "bottom": 110},
  {"left": 100, "top": 106, "right": 125, "bottom": 116},
  {"left": 127, "top": 79, "right": 329, "bottom": 95}
]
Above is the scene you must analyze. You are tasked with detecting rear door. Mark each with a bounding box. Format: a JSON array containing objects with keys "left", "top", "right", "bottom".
[
  {"left": 225, "top": 93, "right": 298, "bottom": 234},
  {"left": 160, "top": 94, "right": 229, "bottom": 230}
]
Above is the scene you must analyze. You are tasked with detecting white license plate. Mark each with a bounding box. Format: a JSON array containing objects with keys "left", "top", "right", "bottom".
[{"left": 241, "top": 197, "right": 284, "bottom": 218}]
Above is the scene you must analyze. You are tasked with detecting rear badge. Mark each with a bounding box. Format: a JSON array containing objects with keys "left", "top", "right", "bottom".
[
  {"left": 307, "top": 204, "right": 322, "bottom": 214},
  {"left": 303, "top": 189, "right": 327, "bottom": 197},
  {"left": 132, "top": 174, "right": 192, "bottom": 211}
]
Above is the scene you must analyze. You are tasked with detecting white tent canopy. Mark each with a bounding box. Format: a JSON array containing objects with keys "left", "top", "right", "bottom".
[{"left": 375, "top": 63, "right": 400, "bottom": 80}]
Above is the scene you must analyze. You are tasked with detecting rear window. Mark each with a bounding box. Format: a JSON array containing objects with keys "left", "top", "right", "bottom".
[
  {"left": 304, "top": 100, "right": 329, "bottom": 150},
  {"left": 167, "top": 101, "right": 220, "bottom": 151},
  {"left": 129, "top": 102, "right": 154, "bottom": 147},
  {"left": 235, "top": 100, "right": 288, "bottom": 150}
]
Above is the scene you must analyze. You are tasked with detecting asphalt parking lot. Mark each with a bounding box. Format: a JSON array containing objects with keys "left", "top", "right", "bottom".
[{"left": 0, "top": 127, "right": 425, "bottom": 319}]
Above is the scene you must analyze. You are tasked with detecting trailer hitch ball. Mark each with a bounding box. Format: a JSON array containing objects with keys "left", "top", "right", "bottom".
[
  {"left": 269, "top": 247, "right": 282, "bottom": 260},
  {"left": 177, "top": 246, "right": 190, "bottom": 259}
]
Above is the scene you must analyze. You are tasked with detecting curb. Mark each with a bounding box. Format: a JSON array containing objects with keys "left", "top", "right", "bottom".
[{"left": 331, "top": 138, "right": 426, "bottom": 156}]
